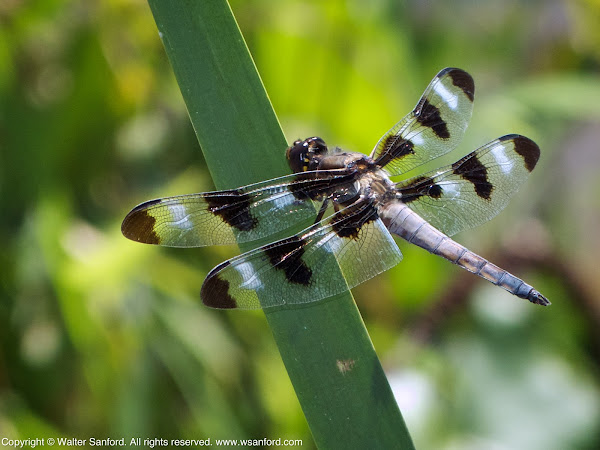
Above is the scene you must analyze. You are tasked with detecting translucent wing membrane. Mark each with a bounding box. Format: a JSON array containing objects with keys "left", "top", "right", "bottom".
[
  {"left": 121, "top": 169, "right": 354, "bottom": 247},
  {"left": 200, "top": 199, "right": 403, "bottom": 309},
  {"left": 396, "top": 135, "right": 540, "bottom": 236},
  {"left": 370, "top": 67, "right": 475, "bottom": 176},
  {"left": 122, "top": 67, "right": 549, "bottom": 310}
]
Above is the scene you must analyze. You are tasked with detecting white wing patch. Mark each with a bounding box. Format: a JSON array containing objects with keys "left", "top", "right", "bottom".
[
  {"left": 168, "top": 204, "right": 194, "bottom": 230},
  {"left": 408, "top": 132, "right": 426, "bottom": 146},
  {"left": 434, "top": 81, "right": 458, "bottom": 110},
  {"left": 439, "top": 181, "right": 461, "bottom": 199},
  {"left": 318, "top": 233, "right": 345, "bottom": 255},
  {"left": 269, "top": 188, "right": 297, "bottom": 210},
  {"left": 490, "top": 144, "right": 514, "bottom": 174},
  {"left": 235, "top": 261, "right": 264, "bottom": 290}
]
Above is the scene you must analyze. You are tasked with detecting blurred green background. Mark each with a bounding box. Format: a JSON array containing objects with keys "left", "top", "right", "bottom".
[{"left": 2, "top": 0, "right": 600, "bottom": 448}]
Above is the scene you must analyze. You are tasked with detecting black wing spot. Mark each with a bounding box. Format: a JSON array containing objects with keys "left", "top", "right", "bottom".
[
  {"left": 204, "top": 189, "right": 258, "bottom": 232},
  {"left": 263, "top": 236, "right": 312, "bottom": 285},
  {"left": 383, "top": 135, "right": 415, "bottom": 158},
  {"left": 452, "top": 154, "right": 493, "bottom": 200},
  {"left": 506, "top": 135, "right": 540, "bottom": 172},
  {"left": 201, "top": 262, "right": 238, "bottom": 309},
  {"left": 122, "top": 199, "right": 161, "bottom": 244},
  {"left": 429, "top": 183, "right": 443, "bottom": 199},
  {"left": 289, "top": 171, "right": 357, "bottom": 202},
  {"left": 289, "top": 172, "right": 327, "bottom": 200},
  {"left": 415, "top": 99, "right": 450, "bottom": 139},
  {"left": 331, "top": 202, "right": 378, "bottom": 240},
  {"left": 446, "top": 68, "right": 475, "bottom": 102},
  {"left": 375, "top": 137, "right": 414, "bottom": 168},
  {"left": 400, "top": 176, "right": 444, "bottom": 204}
]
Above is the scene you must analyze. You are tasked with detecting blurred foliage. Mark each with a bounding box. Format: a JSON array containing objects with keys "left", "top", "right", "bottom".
[{"left": 1, "top": 0, "right": 600, "bottom": 449}]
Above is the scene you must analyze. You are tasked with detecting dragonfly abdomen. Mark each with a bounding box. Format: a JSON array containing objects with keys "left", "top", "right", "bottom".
[{"left": 380, "top": 202, "right": 549, "bottom": 305}]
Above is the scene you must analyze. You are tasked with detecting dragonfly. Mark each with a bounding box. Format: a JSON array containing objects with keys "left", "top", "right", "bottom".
[{"left": 122, "top": 68, "right": 549, "bottom": 309}]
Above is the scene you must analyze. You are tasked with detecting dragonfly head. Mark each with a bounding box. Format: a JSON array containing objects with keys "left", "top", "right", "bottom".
[{"left": 286, "top": 136, "right": 329, "bottom": 173}]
